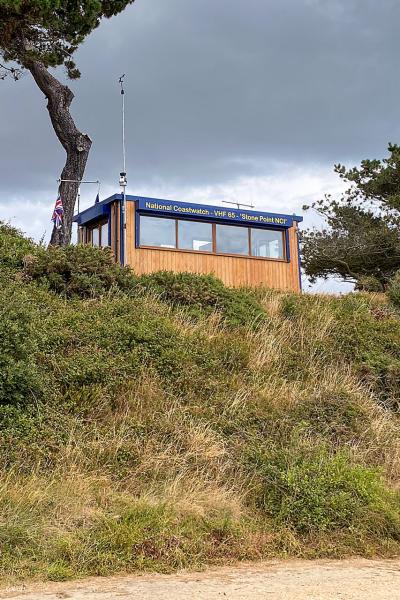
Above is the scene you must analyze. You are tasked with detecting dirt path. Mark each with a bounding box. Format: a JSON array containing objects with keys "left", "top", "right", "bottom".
[{"left": 1, "top": 559, "right": 400, "bottom": 600}]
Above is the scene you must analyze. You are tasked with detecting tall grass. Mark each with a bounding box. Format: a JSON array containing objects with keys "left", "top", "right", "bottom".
[{"left": 0, "top": 226, "right": 399, "bottom": 582}]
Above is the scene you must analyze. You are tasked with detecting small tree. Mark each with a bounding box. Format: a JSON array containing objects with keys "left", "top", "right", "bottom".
[
  {"left": 302, "top": 144, "right": 400, "bottom": 290},
  {"left": 0, "top": 1, "right": 135, "bottom": 245}
]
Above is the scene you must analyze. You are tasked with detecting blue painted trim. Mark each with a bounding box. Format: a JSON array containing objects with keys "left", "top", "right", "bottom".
[
  {"left": 135, "top": 205, "right": 140, "bottom": 248},
  {"left": 74, "top": 193, "right": 303, "bottom": 227},
  {"left": 136, "top": 209, "right": 288, "bottom": 234},
  {"left": 73, "top": 194, "right": 119, "bottom": 225},
  {"left": 285, "top": 229, "right": 291, "bottom": 263},
  {"left": 120, "top": 201, "right": 125, "bottom": 266},
  {"left": 296, "top": 227, "right": 303, "bottom": 292},
  {"left": 136, "top": 197, "right": 297, "bottom": 228}
]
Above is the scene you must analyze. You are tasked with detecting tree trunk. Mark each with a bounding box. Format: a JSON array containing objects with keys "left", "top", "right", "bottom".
[{"left": 26, "top": 60, "right": 92, "bottom": 246}]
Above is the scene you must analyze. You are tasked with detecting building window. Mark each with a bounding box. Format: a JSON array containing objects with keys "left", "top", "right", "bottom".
[
  {"left": 251, "top": 228, "right": 284, "bottom": 259},
  {"left": 86, "top": 220, "right": 109, "bottom": 247},
  {"left": 178, "top": 220, "right": 212, "bottom": 252},
  {"left": 92, "top": 227, "right": 100, "bottom": 247},
  {"left": 140, "top": 216, "right": 176, "bottom": 248},
  {"left": 138, "top": 214, "right": 287, "bottom": 261},
  {"left": 100, "top": 222, "right": 109, "bottom": 248},
  {"left": 215, "top": 224, "right": 249, "bottom": 255}
]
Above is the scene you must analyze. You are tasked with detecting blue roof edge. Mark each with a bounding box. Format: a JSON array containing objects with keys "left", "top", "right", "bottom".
[{"left": 73, "top": 193, "right": 303, "bottom": 225}]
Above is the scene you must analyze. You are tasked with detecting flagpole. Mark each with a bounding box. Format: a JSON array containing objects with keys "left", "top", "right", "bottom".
[
  {"left": 56, "top": 179, "right": 100, "bottom": 241},
  {"left": 119, "top": 74, "right": 127, "bottom": 267},
  {"left": 57, "top": 178, "right": 100, "bottom": 215}
]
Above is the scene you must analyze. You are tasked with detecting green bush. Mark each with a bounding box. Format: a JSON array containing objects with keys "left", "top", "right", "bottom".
[
  {"left": 356, "top": 275, "right": 384, "bottom": 293},
  {"left": 0, "top": 222, "right": 36, "bottom": 273},
  {"left": 0, "top": 284, "right": 44, "bottom": 406},
  {"left": 19, "top": 242, "right": 264, "bottom": 326},
  {"left": 138, "top": 271, "right": 265, "bottom": 327},
  {"left": 250, "top": 445, "right": 400, "bottom": 536},
  {"left": 23, "top": 244, "right": 138, "bottom": 299}
]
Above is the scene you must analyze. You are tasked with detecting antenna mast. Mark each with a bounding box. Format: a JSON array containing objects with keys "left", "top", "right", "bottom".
[
  {"left": 119, "top": 74, "right": 127, "bottom": 266},
  {"left": 222, "top": 200, "right": 255, "bottom": 210}
]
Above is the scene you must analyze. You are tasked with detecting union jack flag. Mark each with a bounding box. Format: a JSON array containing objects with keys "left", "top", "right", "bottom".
[{"left": 51, "top": 195, "right": 64, "bottom": 230}]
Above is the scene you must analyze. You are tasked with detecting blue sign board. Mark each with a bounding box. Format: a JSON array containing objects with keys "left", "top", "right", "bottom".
[{"left": 137, "top": 198, "right": 296, "bottom": 228}]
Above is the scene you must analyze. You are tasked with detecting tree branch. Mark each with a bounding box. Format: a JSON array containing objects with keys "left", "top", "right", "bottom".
[{"left": 0, "top": 62, "right": 22, "bottom": 80}]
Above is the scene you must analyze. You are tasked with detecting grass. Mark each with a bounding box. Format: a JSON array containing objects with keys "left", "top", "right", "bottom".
[{"left": 0, "top": 223, "right": 399, "bottom": 582}]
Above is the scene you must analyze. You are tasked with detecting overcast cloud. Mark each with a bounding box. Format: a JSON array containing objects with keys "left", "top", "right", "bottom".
[{"left": 1, "top": 0, "right": 398, "bottom": 292}]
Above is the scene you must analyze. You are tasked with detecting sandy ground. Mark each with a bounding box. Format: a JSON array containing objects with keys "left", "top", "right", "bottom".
[{"left": 1, "top": 559, "right": 400, "bottom": 600}]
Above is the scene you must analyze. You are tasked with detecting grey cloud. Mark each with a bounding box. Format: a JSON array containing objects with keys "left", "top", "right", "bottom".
[{"left": 1, "top": 0, "right": 400, "bottom": 198}]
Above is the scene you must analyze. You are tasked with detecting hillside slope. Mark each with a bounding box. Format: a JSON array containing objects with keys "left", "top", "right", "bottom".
[{"left": 0, "top": 223, "right": 399, "bottom": 582}]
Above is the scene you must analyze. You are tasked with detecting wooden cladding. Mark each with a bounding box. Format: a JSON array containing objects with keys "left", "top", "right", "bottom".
[{"left": 120, "top": 201, "right": 301, "bottom": 291}]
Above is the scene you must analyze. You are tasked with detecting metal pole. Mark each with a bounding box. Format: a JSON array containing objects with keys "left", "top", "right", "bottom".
[
  {"left": 58, "top": 178, "right": 100, "bottom": 214},
  {"left": 119, "top": 74, "right": 127, "bottom": 266},
  {"left": 57, "top": 179, "right": 100, "bottom": 240},
  {"left": 222, "top": 200, "right": 255, "bottom": 210},
  {"left": 59, "top": 179, "right": 100, "bottom": 184}
]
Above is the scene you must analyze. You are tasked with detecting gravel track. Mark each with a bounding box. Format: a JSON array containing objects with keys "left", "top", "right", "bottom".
[{"left": 1, "top": 559, "right": 400, "bottom": 600}]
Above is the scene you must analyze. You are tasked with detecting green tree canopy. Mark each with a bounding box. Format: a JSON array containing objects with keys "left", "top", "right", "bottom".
[
  {"left": 0, "top": 1, "right": 133, "bottom": 77},
  {"left": 0, "top": 0, "right": 135, "bottom": 245},
  {"left": 302, "top": 144, "right": 400, "bottom": 290}
]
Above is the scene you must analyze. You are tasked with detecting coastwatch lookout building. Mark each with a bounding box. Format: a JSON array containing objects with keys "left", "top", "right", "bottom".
[{"left": 74, "top": 194, "right": 303, "bottom": 291}]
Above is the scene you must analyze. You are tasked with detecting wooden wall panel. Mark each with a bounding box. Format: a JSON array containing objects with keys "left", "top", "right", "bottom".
[{"left": 126, "top": 201, "right": 135, "bottom": 266}]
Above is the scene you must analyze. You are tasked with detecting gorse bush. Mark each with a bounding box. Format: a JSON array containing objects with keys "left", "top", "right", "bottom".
[
  {"left": 0, "top": 223, "right": 399, "bottom": 581},
  {"left": 137, "top": 271, "right": 265, "bottom": 326},
  {"left": 23, "top": 244, "right": 138, "bottom": 298},
  {"left": 0, "top": 283, "right": 44, "bottom": 407},
  {"left": 18, "top": 237, "right": 265, "bottom": 326},
  {"left": 0, "top": 222, "right": 36, "bottom": 273},
  {"left": 250, "top": 443, "right": 400, "bottom": 535}
]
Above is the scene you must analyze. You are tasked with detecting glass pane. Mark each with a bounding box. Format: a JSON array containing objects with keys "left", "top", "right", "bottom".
[
  {"left": 216, "top": 224, "right": 249, "bottom": 255},
  {"left": 92, "top": 227, "right": 99, "bottom": 247},
  {"left": 140, "top": 216, "right": 176, "bottom": 248},
  {"left": 100, "top": 222, "right": 109, "bottom": 247},
  {"left": 178, "top": 220, "right": 212, "bottom": 252},
  {"left": 251, "top": 228, "right": 284, "bottom": 259}
]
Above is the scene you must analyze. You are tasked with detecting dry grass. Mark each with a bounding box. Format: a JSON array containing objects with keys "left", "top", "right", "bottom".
[{"left": 1, "top": 285, "right": 400, "bottom": 582}]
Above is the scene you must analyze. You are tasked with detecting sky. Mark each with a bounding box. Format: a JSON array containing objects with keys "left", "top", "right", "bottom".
[{"left": 1, "top": 0, "right": 400, "bottom": 292}]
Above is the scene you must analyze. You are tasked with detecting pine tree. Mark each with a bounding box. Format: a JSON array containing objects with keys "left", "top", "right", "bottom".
[
  {"left": 302, "top": 144, "right": 400, "bottom": 290},
  {"left": 0, "top": 1, "right": 136, "bottom": 245}
]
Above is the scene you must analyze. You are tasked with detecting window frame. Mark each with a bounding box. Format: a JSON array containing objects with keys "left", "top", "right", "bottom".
[
  {"left": 215, "top": 222, "right": 251, "bottom": 257},
  {"left": 250, "top": 226, "right": 286, "bottom": 260},
  {"left": 177, "top": 219, "right": 214, "bottom": 253},
  {"left": 139, "top": 214, "right": 177, "bottom": 249},
  {"left": 137, "top": 214, "right": 288, "bottom": 262}
]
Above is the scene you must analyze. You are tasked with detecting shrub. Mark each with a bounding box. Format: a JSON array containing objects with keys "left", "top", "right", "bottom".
[
  {"left": 0, "top": 284, "right": 44, "bottom": 406},
  {"left": 293, "top": 389, "right": 368, "bottom": 444},
  {"left": 250, "top": 444, "right": 400, "bottom": 536},
  {"left": 23, "top": 244, "right": 138, "bottom": 298},
  {"left": 0, "top": 222, "right": 36, "bottom": 273},
  {"left": 138, "top": 271, "right": 265, "bottom": 327},
  {"left": 356, "top": 275, "right": 384, "bottom": 293}
]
